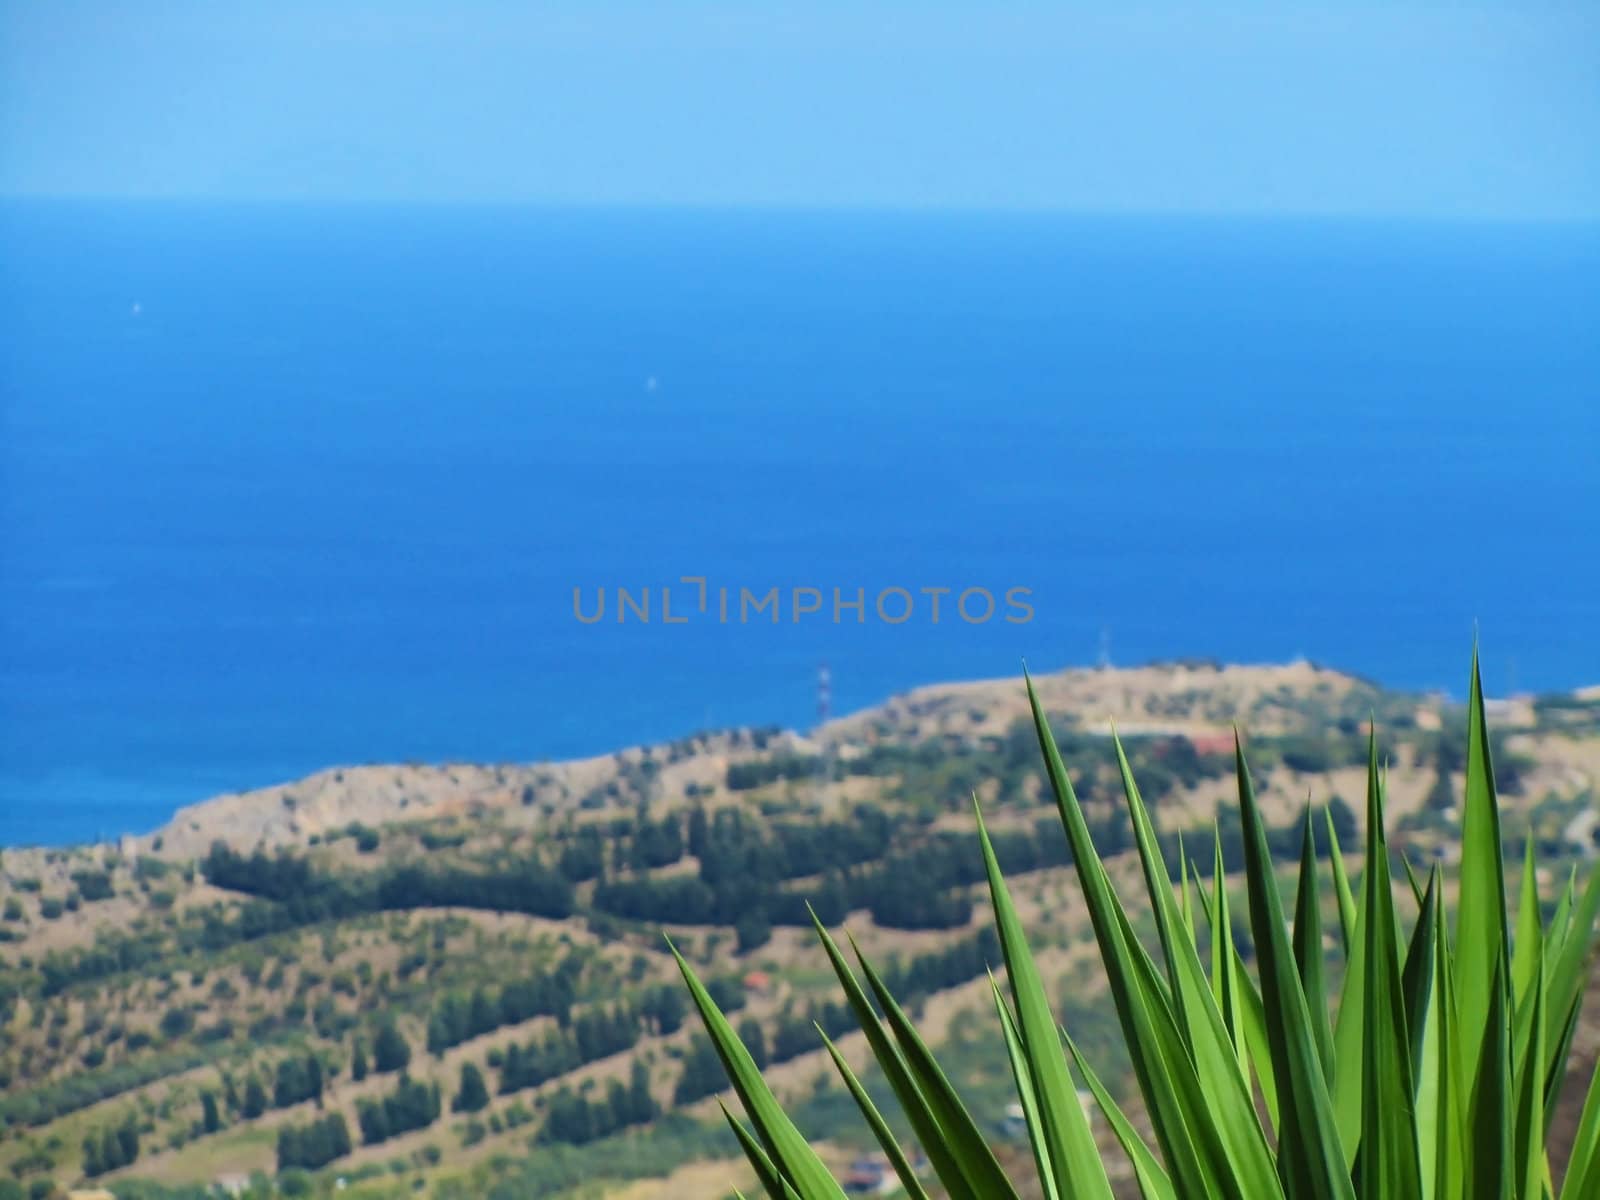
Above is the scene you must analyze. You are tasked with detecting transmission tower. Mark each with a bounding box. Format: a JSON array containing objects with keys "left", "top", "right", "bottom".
[{"left": 815, "top": 662, "right": 835, "bottom": 809}]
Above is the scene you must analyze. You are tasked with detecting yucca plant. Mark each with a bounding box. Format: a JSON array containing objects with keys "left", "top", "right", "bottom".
[{"left": 671, "top": 651, "right": 1600, "bottom": 1199}]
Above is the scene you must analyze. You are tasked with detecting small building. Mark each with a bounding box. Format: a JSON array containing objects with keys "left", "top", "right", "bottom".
[
  {"left": 1186, "top": 732, "right": 1236, "bottom": 757},
  {"left": 843, "top": 1153, "right": 900, "bottom": 1194}
]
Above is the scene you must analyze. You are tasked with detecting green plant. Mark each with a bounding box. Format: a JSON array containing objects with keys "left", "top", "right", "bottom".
[{"left": 674, "top": 652, "right": 1600, "bottom": 1199}]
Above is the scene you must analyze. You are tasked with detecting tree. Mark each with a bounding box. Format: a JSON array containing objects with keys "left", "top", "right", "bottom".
[
  {"left": 82, "top": 1117, "right": 139, "bottom": 1177},
  {"left": 358, "top": 1074, "right": 442, "bottom": 1145},
  {"left": 277, "top": 1113, "right": 351, "bottom": 1171},
  {"left": 673, "top": 1034, "right": 726, "bottom": 1105},
  {"left": 242, "top": 1076, "right": 268, "bottom": 1119},
  {"left": 201, "top": 1090, "right": 222, "bottom": 1134},
  {"left": 160, "top": 1005, "right": 194, "bottom": 1039},
  {"left": 372, "top": 1020, "right": 411, "bottom": 1072},
  {"left": 468, "top": 987, "right": 498, "bottom": 1039},
  {"left": 1425, "top": 769, "right": 1454, "bottom": 813},
  {"left": 452, "top": 1062, "right": 489, "bottom": 1114},
  {"left": 557, "top": 829, "right": 605, "bottom": 882},
  {"left": 357, "top": 1101, "right": 389, "bottom": 1146},
  {"left": 640, "top": 984, "right": 686, "bottom": 1035},
  {"left": 273, "top": 1052, "right": 324, "bottom": 1108},
  {"left": 737, "top": 1017, "right": 769, "bottom": 1070},
  {"left": 351, "top": 1039, "right": 369, "bottom": 1081},
  {"left": 735, "top": 911, "right": 772, "bottom": 954},
  {"left": 624, "top": 1058, "right": 658, "bottom": 1125},
  {"left": 427, "top": 1002, "right": 460, "bottom": 1055},
  {"left": 273, "top": 1057, "right": 305, "bottom": 1108}
]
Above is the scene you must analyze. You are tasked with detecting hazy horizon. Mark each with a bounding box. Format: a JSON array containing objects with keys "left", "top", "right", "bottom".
[
  {"left": 4, "top": 1, "right": 1596, "bottom": 220},
  {"left": 8, "top": 195, "right": 1600, "bottom": 226}
]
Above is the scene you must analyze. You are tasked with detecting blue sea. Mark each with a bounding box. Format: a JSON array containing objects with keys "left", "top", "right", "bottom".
[{"left": 2, "top": 202, "right": 1597, "bottom": 846}]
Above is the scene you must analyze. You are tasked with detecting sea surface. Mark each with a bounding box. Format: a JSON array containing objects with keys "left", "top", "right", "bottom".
[{"left": 2, "top": 202, "right": 1597, "bottom": 845}]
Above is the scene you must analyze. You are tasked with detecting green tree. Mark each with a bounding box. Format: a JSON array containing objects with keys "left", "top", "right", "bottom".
[
  {"left": 672, "top": 1034, "right": 726, "bottom": 1105},
  {"left": 452, "top": 1062, "right": 489, "bottom": 1114},
  {"left": 624, "top": 1058, "right": 657, "bottom": 1125},
  {"left": 735, "top": 910, "right": 771, "bottom": 954},
  {"left": 737, "top": 1016, "right": 768, "bottom": 1070},
  {"left": 242, "top": 1076, "right": 268, "bottom": 1118},
  {"left": 202, "top": 1090, "right": 222, "bottom": 1133},
  {"left": 372, "top": 1019, "right": 410, "bottom": 1073},
  {"left": 351, "top": 1039, "right": 369, "bottom": 1082}
]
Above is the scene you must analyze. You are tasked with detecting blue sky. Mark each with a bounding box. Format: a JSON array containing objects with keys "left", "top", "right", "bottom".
[{"left": 2, "top": 1, "right": 1596, "bottom": 218}]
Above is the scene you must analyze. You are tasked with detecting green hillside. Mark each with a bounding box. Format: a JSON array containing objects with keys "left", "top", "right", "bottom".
[{"left": 2, "top": 664, "right": 1597, "bottom": 1200}]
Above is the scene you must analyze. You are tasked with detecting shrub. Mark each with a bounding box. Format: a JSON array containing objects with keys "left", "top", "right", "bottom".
[
  {"left": 158, "top": 1006, "right": 193, "bottom": 1039},
  {"left": 72, "top": 870, "right": 114, "bottom": 902},
  {"left": 674, "top": 652, "right": 1600, "bottom": 1200}
]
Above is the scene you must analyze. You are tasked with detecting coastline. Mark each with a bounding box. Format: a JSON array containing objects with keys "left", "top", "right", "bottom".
[{"left": 3, "top": 656, "right": 1587, "bottom": 855}]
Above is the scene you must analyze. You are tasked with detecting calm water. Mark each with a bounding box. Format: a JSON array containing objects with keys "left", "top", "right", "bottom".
[{"left": 2, "top": 202, "right": 1597, "bottom": 844}]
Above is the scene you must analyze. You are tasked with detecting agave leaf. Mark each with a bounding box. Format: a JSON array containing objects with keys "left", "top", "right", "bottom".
[
  {"left": 1510, "top": 956, "right": 1546, "bottom": 1200},
  {"left": 975, "top": 800, "right": 1113, "bottom": 1200},
  {"left": 1466, "top": 955, "right": 1512, "bottom": 1200},
  {"left": 1558, "top": 1060, "right": 1600, "bottom": 1200},
  {"left": 807, "top": 908, "right": 978, "bottom": 1200},
  {"left": 1025, "top": 677, "right": 1228, "bottom": 1199},
  {"left": 1455, "top": 649, "right": 1511, "bottom": 1109},
  {"left": 1401, "top": 852, "right": 1427, "bottom": 910},
  {"left": 1356, "top": 733, "right": 1422, "bottom": 1200},
  {"left": 1511, "top": 841, "right": 1542, "bottom": 1012},
  {"left": 817, "top": 1029, "right": 933, "bottom": 1200},
  {"left": 1211, "top": 834, "right": 1249, "bottom": 1074},
  {"left": 1064, "top": 1027, "right": 1177, "bottom": 1200},
  {"left": 673, "top": 941, "right": 846, "bottom": 1199},
  {"left": 1544, "top": 994, "right": 1583, "bottom": 1144},
  {"left": 1234, "top": 738, "right": 1354, "bottom": 1200},
  {"left": 1193, "top": 848, "right": 1280, "bottom": 1131},
  {"left": 1238, "top": 942, "right": 1283, "bottom": 1133},
  {"left": 1180, "top": 836, "right": 1197, "bottom": 944},
  {"left": 1325, "top": 805, "right": 1359, "bottom": 958},
  {"left": 850, "top": 929, "right": 1022, "bottom": 1200},
  {"left": 1400, "top": 867, "right": 1459, "bottom": 1200},
  {"left": 1109, "top": 733, "right": 1284, "bottom": 1196},
  {"left": 719, "top": 1100, "right": 805, "bottom": 1200},
  {"left": 1430, "top": 870, "right": 1469, "bottom": 1200},
  {"left": 1112, "top": 731, "right": 1190, "bottom": 997},
  {"left": 1542, "top": 864, "right": 1600, "bottom": 1112},
  {"left": 990, "top": 976, "right": 1060, "bottom": 1200},
  {"left": 1331, "top": 839, "right": 1370, "bottom": 1165},
  {"left": 1293, "top": 809, "right": 1336, "bottom": 1084},
  {"left": 1546, "top": 868, "right": 1576, "bottom": 957}
]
